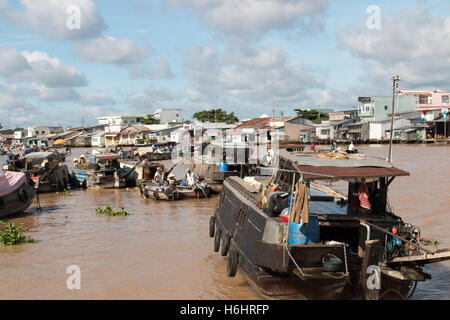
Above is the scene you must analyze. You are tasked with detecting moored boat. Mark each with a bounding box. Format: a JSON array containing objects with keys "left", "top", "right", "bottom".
[
  {"left": 0, "top": 171, "right": 35, "bottom": 218},
  {"left": 210, "top": 150, "right": 450, "bottom": 300},
  {"left": 71, "top": 153, "right": 130, "bottom": 189},
  {"left": 2, "top": 151, "right": 70, "bottom": 193}
]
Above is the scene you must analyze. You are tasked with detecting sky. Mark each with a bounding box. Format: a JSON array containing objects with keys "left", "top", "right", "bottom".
[{"left": 0, "top": 0, "right": 449, "bottom": 128}]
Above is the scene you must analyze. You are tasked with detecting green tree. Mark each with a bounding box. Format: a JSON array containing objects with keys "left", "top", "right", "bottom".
[
  {"left": 193, "top": 108, "right": 239, "bottom": 124},
  {"left": 294, "top": 108, "right": 329, "bottom": 124},
  {"left": 140, "top": 114, "right": 160, "bottom": 125}
]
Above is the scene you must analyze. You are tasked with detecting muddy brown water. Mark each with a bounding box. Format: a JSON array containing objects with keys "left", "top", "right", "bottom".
[{"left": 0, "top": 145, "right": 448, "bottom": 299}]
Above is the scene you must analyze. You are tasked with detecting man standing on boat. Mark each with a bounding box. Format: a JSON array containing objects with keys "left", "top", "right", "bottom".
[{"left": 153, "top": 167, "right": 162, "bottom": 186}]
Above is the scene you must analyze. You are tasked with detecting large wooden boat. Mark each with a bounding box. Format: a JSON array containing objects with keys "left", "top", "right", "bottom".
[
  {"left": 3, "top": 151, "right": 70, "bottom": 193},
  {"left": 71, "top": 154, "right": 130, "bottom": 189},
  {"left": 210, "top": 150, "right": 450, "bottom": 300},
  {"left": 0, "top": 171, "right": 35, "bottom": 218}
]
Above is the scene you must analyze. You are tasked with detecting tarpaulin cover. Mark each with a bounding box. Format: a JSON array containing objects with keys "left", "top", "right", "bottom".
[
  {"left": 0, "top": 171, "right": 27, "bottom": 197},
  {"left": 296, "top": 165, "right": 410, "bottom": 180}
]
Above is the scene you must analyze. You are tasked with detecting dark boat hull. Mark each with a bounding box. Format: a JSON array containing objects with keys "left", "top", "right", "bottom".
[
  {"left": 213, "top": 178, "right": 415, "bottom": 300},
  {"left": 0, "top": 183, "right": 35, "bottom": 218}
]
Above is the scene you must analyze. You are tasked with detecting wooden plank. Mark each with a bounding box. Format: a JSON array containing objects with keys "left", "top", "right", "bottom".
[
  {"left": 254, "top": 241, "right": 288, "bottom": 272},
  {"left": 362, "top": 239, "right": 380, "bottom": 300},
  {"left": 389, "top": 250, "right": 450, "bottom": 264}
]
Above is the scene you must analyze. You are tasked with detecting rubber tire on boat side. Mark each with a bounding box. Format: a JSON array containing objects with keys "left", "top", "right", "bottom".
[
  {"left": 214, "top": 228, "right": 222, "bottom": 252},
  {"left": 18, "top": 188, "right": 28, "bottom": 203},
  {"left": 209, "top": 216, "right": 215, "bottom": 238},
  {"left": 220, "top": 234, "right": 231, "bottom": 256},
  {"left": 227, "top": 250, "right": 239, "bottom": 277}
]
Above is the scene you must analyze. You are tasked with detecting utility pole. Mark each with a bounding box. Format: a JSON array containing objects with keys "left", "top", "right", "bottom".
[
  {"left": 318, "top": 104, "right": 321, "bottom": 123},
  {"left": 388, "top": 75, "right": 400, "bottom": 163}
]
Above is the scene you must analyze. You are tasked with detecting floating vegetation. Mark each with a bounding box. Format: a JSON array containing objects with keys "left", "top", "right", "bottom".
[
  {"left": 0, "top": 221, "right": 35, "bottom": 246},
  {"left": 95, "top": 203, "right": 132, "bottom": 216},
  {"left": 60, "top": 187, "right": 72, "bottom": 197},
  {"left": 422, "top": 239, "right": 440, "bottom": 246}
]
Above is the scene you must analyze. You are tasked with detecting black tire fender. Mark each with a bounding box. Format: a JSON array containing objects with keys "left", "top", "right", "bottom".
[
  {"left": 214, "top": 228, "right": 222, "bottom": 252},
  {"left": 227, "top": 250, "right": 239, "bottom": 277},
  {"left": 18, "top": 188, "right": 28, "bottom": 203},
  {"left": 220, "top": 234, "right": 231, "bottom": 256},
  {"left": 209, "top": 216, "right": 215, "bottom": 238}
]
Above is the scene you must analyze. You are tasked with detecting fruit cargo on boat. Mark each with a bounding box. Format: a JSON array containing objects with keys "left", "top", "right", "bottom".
[{"left": 210, "top": 150, "right": 450, "bottom": 300}]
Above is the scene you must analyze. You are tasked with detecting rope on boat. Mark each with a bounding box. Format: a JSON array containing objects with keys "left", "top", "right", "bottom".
[{"left": 284, "top": 243, "right": 348, "bottom": 280}]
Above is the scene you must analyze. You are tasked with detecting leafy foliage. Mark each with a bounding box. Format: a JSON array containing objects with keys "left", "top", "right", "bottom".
[
  {"left": 95, "top": 203, "right": 132, "bottom": 216},
  {"left": 140, "top": 114, "right": 161, "bottom": 125},
  {"left": 0, "top": 221, "right": 35, "bottom": 246},
  {"left": 294, "top": 109, "right": 329, "bottom": 124},
  {"left": 193, "top": 108, "right": 239, "bottom": 124}
]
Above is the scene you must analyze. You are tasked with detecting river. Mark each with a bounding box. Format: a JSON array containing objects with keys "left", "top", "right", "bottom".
[{"left": 0, "top": 145, "right": 448, "bottom": 299}]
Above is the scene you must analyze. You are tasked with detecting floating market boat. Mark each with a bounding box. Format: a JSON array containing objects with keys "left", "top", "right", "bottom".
[
  {"left": 3, "top": 151, "right": 70, "bottom": 193},
  {"left": 139, "top": 181, "right": 211, "bottom": 201},
  {"left": 71, "top": 153, "right": 133, "bottom": 189},
  {"left": 210, "top": 149, "right": 450, "bottom": 300},
  {"left": 0, "top": 171, "right": 35, "bottom": 218}
]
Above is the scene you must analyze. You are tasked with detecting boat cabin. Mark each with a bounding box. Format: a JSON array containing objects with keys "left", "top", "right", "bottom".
[{"left": 88, "top": 154, "right": 121, "bottom": 170}]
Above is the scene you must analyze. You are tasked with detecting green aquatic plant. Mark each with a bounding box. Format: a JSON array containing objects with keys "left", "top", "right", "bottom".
[
  {"left": 95, "top": 203, "right": 132, "bottom": 216},
  {"left": 61, "top": 187, "right": 72, "bottom": 197},
  {"left": 0, "top": 221, "right": 35, "bottom": 246},
  {"left": 422, "top": 239, "right": 440, "bottom": 246}
]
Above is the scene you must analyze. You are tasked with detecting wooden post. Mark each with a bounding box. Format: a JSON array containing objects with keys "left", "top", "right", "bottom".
[{"left": 362, "top": 239, "right": 380, "bottom": 300}]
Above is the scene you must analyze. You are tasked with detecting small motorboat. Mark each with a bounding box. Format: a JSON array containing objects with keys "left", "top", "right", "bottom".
[
  {"left": 140, "top": 183, "right": 183, "bottom": 201},
  {"left": 0, "top": 171, "right": 35, "bottom": 218}
]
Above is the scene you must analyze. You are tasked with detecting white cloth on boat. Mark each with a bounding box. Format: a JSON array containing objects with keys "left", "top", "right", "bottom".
[
  {"left": 244, "top": 177, "right": 261, "bottom": 189},
  {"left": 0, "top": 171, "right": 27, "bottom": 197},
  {"left": 186, "top": 171, "right": 195, "bottom": 186}
]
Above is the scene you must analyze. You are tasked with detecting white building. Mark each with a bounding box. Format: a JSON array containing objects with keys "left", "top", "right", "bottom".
[
  {"left": 154, "top": 109, "right": 183, "bottom": 123},
  {"left": 98, "top": 114, "right": 145, "bottom": 126}
]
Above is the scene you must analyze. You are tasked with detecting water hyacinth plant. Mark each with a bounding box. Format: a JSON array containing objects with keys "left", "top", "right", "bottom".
[
  {"left": 0, "top": 221, "right": 35, "bottom": 246},
  {"left": 95, "top": 203, "right": 132, "bottom": 216}
]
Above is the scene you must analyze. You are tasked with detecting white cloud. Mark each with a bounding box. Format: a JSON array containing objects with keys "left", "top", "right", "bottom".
[
  {"left": 338, "top": 8, "right": 450, "bottom": 89},
  {"left": 79, "top": 91, "right": 116, "bottom": 105},
  {"left": 183, "top": 44, "right": 324, "bottom": 107},
  {"left": 168, "top": 0, "right": 328, "bottom": 38},
  {"left": 127, "top": 56, "right": 175, "bottom": 80},
  {"left": 73, "top": 36, "right": 149, "bottom": 65},
  {"left": 29, "top": 82, "right": 80, "bottom": 102},
  {"left": 0, "top": 0, "right": 105, "bottom": 40},
  {"left": 127, "top": 85, "right": 181, "bottom": 111},
  {"left": 73, "top": 35, "right": 175, "bottom": 79},
  {"left": 0, "top": 47, "right": 87, "bottom": 87}
]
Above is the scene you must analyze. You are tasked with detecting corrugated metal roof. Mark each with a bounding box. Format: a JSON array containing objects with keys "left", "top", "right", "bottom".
[{"left": 296, "top": 165, "right": 410, "bottom": 180}]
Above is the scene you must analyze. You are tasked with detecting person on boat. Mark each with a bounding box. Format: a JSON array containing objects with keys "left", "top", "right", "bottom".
[
  {"left": 358, "top": 178, "right": 371, "bottom": 213},
  {"left": 153, "top": 167, "right": 163, "bottom": 186},
  {"left": 168, "top": 173, "right": 176, "bottom": 185},
  {"left": 347, "top": 141, "right": 355, "bottom": 153},
  {"left": 186, "top": 169, "right": 195, "bottom": 186}
]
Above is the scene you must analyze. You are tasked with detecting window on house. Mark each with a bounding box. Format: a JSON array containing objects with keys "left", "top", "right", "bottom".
[
  {"left": 442, "top": 96, "right": 449, "bottom": 103},
  {"left": 419, "top": 96, "right": 428, "bottom": 104},
  {"left": 384, "top": 105, "right": 388, "bottom": 110}
]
